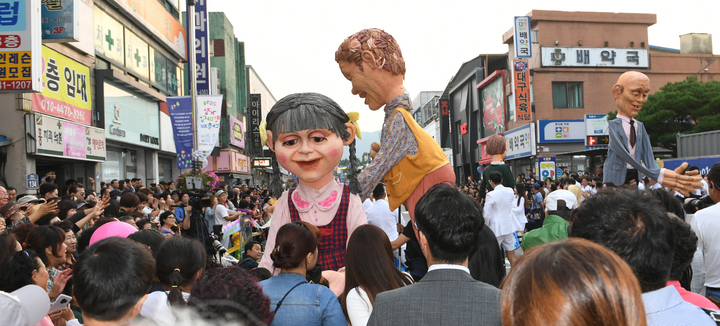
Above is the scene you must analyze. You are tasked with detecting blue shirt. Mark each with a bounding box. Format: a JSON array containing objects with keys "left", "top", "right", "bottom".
[
  {"left": 174, "top": 206, "right": 186, "bottom": 222},
  {"left": 260, "top": 273, "right": 345, "bottom": 326},
  {"left": 643, "top": 285, "right": 717, "bottom": 326},
  {"left": 532, "top": 192, "right": 543, "bottom": 210},
  {"left": 204, "top": 207, "right": 215, "bottom": 231}
]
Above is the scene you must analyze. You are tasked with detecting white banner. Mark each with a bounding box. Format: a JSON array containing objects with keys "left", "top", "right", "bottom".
[
  {"left": 196, "top": 95, "right": 222, "bottom": 159},
  {"left": 541, "top": 47, "right": 649, "bottom": 68}
]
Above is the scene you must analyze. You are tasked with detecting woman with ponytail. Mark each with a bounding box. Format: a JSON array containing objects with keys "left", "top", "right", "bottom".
[
  {"left": 258, "top": 93, "right": 367, "bottom": 274},
  {"left": 261, "top": 221, "right": 345, "bottom": 325},
  {"left": 139, "top": 236, "right": 206, "bottom": 325}
]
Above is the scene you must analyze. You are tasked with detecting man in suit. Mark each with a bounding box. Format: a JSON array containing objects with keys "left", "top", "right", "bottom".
[
  {"left": 603, "top": 71, "right": 701, "bottom": 196},
  {"left": 367, "top": 183, "right": 502, "bottom": 326},
  {"left": 483, "top": 171, "right": 520, "bottom": 267}
]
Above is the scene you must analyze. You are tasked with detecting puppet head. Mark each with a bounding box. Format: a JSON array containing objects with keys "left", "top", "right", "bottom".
[
  {"left": 336, "top": 28, "right": 406, "bottom": 111},
  {"left": 486, "top": 134, "right": 507, "bottom": 159},
  {"left": 264, "top": 93, "right": 360, "bottom": 195},
  {"left": 612, "top": 71, "right": 650, "bottom": 119}
]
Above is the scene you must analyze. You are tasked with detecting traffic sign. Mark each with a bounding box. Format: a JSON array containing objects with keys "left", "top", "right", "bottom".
[
  {"left": 27, "top": 174, "right": 39, "bottom": 190},
  {"left": 586, "top": 135, "right": 609, "bottom": 146}
]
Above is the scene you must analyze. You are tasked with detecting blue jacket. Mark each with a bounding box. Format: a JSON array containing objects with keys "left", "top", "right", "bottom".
[
  {"left": 603, "top": 118, "right": 660, "bottom": 185},
  {"left": 260, "top": 273, "right": 345, "bottom": 326}
]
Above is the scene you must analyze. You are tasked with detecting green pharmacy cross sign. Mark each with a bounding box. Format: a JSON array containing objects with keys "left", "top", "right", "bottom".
[
  {"left": 551, "top": 48, "right": 566, "bottom": 65},
  {"left": 105, "top": 30, "right": 114, "bottom": 51}
]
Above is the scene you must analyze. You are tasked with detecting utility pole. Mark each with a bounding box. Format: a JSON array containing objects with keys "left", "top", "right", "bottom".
[{"left": 187, "top": 0, "right": 200, "bottom": 171}]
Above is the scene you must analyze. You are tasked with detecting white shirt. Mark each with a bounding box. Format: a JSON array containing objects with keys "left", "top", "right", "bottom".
[
  {"left": 365, "top": 198, "right": 399, "bottom": 241},
  {"left": 214, "top": 203, "right": 231, "bottom": 226},
  {"left": 346, "top": 271, "right": 413, "bottom": 326},
  {"left": 648, "top": 182, "right": 662, "bottom": 190},
  {"left": 581, "top": 185, "right": 596, "bottom": 201},
  {"left": 512, "top": 195, "right": 526, "bottom": 230},
  {"left": 483, "top": 184, "right": 520, "bottom": 237},
  {"left": 363, "top": 198, "right": 374, "bottom": 212},
  {"left": 690, "top": 203, "right": 720, "bottom": 287},
  {"left": 427, "top": 264, "right": 470, "bottom": 274},
  {"left": 140, "top": 291, "right": 191, "bottom": 326}
]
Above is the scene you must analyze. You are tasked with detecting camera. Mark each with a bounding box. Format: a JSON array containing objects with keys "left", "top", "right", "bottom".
[
  {"left": 209, "top": 234, "right": 227, "bottom": 256},
  {"left": 684, "top": 195, "right": 715, "bottom": 215}
]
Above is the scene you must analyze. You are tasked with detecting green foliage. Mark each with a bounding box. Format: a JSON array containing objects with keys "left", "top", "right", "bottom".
[{"left": 632, "top": 76, "right": 720, "bottom": 156}]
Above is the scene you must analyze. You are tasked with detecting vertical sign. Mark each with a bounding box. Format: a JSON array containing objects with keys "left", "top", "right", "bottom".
[
  {"left": 439, "top": 98, "right": 450, "bottom": 149},
  {"left": 0, "top": 0, "right": 42, "bottom": 92},
  {"left": 41, "top": 0, "right": 78, "bottom": 42},
  {"left": 539, "top": 157, "right": 557, "bottom": 181},
  {"left": 228, "top": 115, "right": 245, "bottom": 149},
  {"left": 514, "top": 16, "right": 532, "bottom": 58},
  {"left": 249, "top": 93, "right": 262, "bottom": 153},
  {"left": 196, "top": 94, "right": 222, "bottom": 159},
  {"left": 513, "top": 60, "right": 531, "bottom": 122},
  {"left": 187, "top": 0, "right": 209, "bottom": 94},
  {"left": 167, "top": 96, "right": 193, "bottom": 169}
]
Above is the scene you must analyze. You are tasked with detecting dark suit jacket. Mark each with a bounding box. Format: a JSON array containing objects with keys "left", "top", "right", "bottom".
[{"left": 367, "top": 268, "right": 502, "bottom": 326}]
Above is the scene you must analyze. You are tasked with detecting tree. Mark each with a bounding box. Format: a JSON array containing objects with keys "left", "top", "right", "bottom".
[{"left": 608, "top": 76, "right": 720, "bottom": 157}]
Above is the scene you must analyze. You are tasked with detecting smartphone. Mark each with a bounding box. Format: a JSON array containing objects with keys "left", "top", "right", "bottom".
[{"left": 49, "top": 294, "right": 72, "bottom": 311}]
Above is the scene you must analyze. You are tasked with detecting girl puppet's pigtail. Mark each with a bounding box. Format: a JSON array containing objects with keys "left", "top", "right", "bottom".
[
  {"left": 269, "top": 153, "right": 284, "bottom": 196},
  {"left": 347, "top": 139, "right": 361, "bottom": 195}
]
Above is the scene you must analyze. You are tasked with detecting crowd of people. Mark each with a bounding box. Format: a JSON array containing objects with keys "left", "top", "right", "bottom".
[{"left": 0, "top": 160, "right": 716, "bottom": 326}]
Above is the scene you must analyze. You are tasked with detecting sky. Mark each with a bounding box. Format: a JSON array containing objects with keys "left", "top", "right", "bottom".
[{"left": 206, "top": 0, "right": 720, "bottom": 132}]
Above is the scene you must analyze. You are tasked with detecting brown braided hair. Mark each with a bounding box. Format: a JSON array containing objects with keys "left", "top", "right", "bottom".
[{"left": 335, "top": 28, "right": 406, "bottom": 76}]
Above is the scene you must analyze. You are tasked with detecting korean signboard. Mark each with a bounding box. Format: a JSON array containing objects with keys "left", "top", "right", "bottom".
[
  {"left": 103, "top": 81, "right": 160, "bottom": 149},
  {"left": 41, "top": 0, "right": 78, "bottom": 42},
  {"left": 514, "top": 16, "right": 532, "bottom": 58},
  {"left": 167, "top": 96, "right": 193, "bottom": 169},
  {"left": 477, "top": 70, "right": 505, "bottom": 137},
  {"left": 512, "top": 60, "right": 531, "bottom": 122},
  {"left": 125, "top": 30, "right": 149, "bottom": 80},
  {"left": 233, "top": 152, "right": 250, "bottom": 174},
  {"left": 31, "top": 46, "right": 91, "bottom": 125},
  {"left": 537, "top": 119, "right": 585, "bottom": 143},
  {"left": 93, "top": 6, "right": 124, "bottom": 67},
  {"left": 541, "top": 47, "right": 649, "bottom": 68},
  {"left": 228, "top": 115, "right": 245, "bottom": 149},
  {"left": 585, "top": 114, "right": 609, "bottom": 149},
  {"left": 252, "top": 157, "right": 271, "bottom": 168},
  {"left": 249, "top": 93, "right": 262, "bottom": 153},
  {"left": 503, "top": 123, "right": 536, "bottom": 160},
  {"left": 31, "top": 114, "right": 106, "bottom": 162},
  {"left": 107, "top": 0, "right": 186, "bottom": 59},
  {"left": 539, "top": 157, "right": 557, "bottom": 181},
  {"left": 0, "top": 0, "right": 42, "bottom": 92},
  {"left": 196, "top": 95, "right": 222, "bottom": 159},
  {"left": 187, "top": 0, "right": 209, "bottom": 94}
]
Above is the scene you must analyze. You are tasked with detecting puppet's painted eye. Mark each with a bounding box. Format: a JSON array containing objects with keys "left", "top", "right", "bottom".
[
  {"left": 312, "top": 137, "right": 327, "bottom": 143},
  {"left": 282, "top": 139, "right": 298, "bottom": 146}
]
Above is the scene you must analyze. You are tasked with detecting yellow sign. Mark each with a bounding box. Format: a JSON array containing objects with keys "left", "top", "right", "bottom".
[{"left": 31, "top": 46, "right": 92, "bottom": 125}]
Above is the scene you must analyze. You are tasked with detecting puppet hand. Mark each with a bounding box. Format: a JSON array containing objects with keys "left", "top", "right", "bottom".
[
  {"left": 369, "top": 142, "right": 380, "bottom": 159},
  {"left": 661, "top": 162, "right": 703, "bottom": 197}
]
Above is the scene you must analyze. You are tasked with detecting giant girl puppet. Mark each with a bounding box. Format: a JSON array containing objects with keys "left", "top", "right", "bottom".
[
  {"left": 335, "top": 28, "right": 455, "bottom": 230},
  {"left": 258, "top": 93, "right": 367, "bottom": 273}
]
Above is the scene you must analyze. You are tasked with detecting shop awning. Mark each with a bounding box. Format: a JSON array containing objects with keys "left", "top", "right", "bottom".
[{"left": 554, "top": 148, "right": 608, "bottom": 156}]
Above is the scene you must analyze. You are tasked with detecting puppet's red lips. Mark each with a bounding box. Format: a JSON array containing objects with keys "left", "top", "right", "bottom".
[{"left": 296, "top": 159, "right": 320, "bottom": 169}]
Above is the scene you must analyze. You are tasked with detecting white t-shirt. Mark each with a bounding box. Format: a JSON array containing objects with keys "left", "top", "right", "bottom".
[
  {"left": 691, "top": 203, "right": 720, "bottom": 287},
  {"left": 214, "top": 203, "right": 230, "bottom": 226},
  {"left": 140, "top": 291, "right": 190, "bottom": 326}
]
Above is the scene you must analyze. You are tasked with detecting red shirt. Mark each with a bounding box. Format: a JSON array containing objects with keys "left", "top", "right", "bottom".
[{"left": 667, "top": 280, "right": 719, "bottom": 310}]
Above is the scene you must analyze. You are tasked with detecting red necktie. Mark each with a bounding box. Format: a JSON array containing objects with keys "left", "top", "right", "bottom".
[{"left": 629, "top": 120, "right": 636, "bottom": 148}]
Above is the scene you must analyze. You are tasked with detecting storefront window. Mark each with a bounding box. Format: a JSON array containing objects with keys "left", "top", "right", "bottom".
[
  {"left": 552, "top": 82, "right": 584, "bottom": 108},
  {"left": 100, "top": 150, "right": 122, "bottom": 184},
  {"left": 159, "top": 157, "right": 173, "bottom": 182}
]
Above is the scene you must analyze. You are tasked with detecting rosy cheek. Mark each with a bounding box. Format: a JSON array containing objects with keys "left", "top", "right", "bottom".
[
  {"left": 329, "top": 148, "right": 340, "bottom": 159},
  {"left": 277, "top": 153, "right": 287, "bottom": 162}
]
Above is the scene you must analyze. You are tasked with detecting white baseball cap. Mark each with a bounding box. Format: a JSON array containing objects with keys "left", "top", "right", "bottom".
[
  {"left": 0, "top": 285, "right": 50, "bottom": 326},
  {"left": 545, "top": 189, "right": 578, "bottom": 211}
]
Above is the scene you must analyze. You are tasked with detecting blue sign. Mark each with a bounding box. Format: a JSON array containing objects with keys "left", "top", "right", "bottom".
[
  {"left": 0, "top": 0, "right": 26, "bottom": 31},
  {"left": 26, "top": 173, "right": 38, "bottom": 190},
  {"left": 186, "top": 0, "right": 210, "bottom": 95},
  {"left": 556, "top": 168, "right": 564, "bottom": 177},
  {"left": 41, "top": 0, "right": 77, "bottom": 41},
  {"left": 504, "top": 123, "right": 536, "bottom": 160},
  {"left": 167, "top": 96, "right": 194, "bottom": 169},
  {"left": 659, "top": 156, "right": 720, "bottom": 176}
]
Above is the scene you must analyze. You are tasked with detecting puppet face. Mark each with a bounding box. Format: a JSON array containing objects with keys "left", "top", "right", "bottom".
[
  {"left": 339, "top": 59, "right": 385, "bottom": 111},
  {"left": 273, "top": 128, "right": 345, "bottom": 190},
  {"left": 615, "top": 73, "right": 650, "bottom": 118}
]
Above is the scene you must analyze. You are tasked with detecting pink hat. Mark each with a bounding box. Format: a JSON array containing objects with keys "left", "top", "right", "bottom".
[{"left": 89, "top": 221, "right": 138, "bottom": 247}]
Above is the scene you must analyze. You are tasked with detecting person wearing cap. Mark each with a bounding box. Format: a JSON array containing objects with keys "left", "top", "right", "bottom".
[
  {"left": 214, "top": 190, "right": 240, "bottom": 249},
  {"left": 521, "top": 188, "right": 578, "bottom": 251},
  {"left": 527, "top": 183, "right": 545, "bottom": 232}
]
